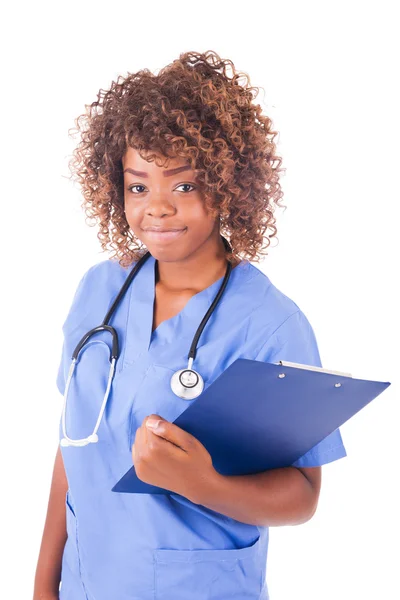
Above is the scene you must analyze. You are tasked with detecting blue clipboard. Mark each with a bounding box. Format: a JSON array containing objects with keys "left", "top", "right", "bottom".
[{"left": 111, "top": 359, "right": 391, "bottom": 494}]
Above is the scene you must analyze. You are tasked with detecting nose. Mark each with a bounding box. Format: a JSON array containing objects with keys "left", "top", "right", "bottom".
[{"left": 145, "top": 193, "right": 176, "bottom": 217}]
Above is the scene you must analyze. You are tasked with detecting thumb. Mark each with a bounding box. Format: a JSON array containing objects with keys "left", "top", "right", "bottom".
[{"left": 145, "top": 414, "right": 165, "bottom": 431}]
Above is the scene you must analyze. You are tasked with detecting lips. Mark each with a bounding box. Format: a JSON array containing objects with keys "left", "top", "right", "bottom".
[
  {"left": 143, "top": 228, "right": 185, "bottom": 232},
  {"left": 142, "top": 228, "right": 187, "bottom": 243}
]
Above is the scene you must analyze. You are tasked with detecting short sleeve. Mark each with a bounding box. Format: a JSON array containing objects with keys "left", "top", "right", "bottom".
[
  {"left": 254, "top": 310, "right": 347, "bottom": 467},
  {"left": 55, "top": 266, "right": 94, "bottom": 396}
]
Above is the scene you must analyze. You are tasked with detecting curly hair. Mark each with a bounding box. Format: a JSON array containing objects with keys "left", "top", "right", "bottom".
[{"left": 67, "top": 50, "right": 286, "bottom": 268}]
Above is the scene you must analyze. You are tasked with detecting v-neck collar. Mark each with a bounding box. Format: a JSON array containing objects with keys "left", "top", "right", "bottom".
[{"left": 122, "top": 253, "right": 252, "bottom": 366}]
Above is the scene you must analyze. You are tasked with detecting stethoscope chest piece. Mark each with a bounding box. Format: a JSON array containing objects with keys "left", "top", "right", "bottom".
[
  {"left": 59, "top": 237, "right": 234, "bottom": 447},
  {"left": 170, "top": 368, "right": 204, "bottom": 400}
]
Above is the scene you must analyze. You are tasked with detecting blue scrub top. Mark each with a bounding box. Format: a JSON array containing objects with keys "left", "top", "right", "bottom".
[{"left": 57, "top": 255, "right": 347, "bottom": 600}]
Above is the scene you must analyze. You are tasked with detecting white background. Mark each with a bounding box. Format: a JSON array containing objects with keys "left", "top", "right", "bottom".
[{"left": 1, "top": 1, "right": 398, "bottom": 599}]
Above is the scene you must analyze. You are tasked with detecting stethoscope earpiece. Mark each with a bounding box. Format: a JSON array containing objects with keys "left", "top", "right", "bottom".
[{"left": 60, "top": 433, "right": 99, "bottom": 447}]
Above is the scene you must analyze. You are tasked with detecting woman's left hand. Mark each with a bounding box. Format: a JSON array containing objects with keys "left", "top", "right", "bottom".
[{"left": 132, "top": 414, "right": 218, "bottom": 502}]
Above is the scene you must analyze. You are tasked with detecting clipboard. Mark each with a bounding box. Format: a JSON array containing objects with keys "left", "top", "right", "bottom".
[{"left": 111, "top": 359, "right": 391, "bottom": 494}]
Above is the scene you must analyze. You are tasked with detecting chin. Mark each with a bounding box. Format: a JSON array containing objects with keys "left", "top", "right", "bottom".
[
  {"left": 142, "top": 231, "right": 190, "bottom": 260},
  {"left": 147, "top": 247, "right": 186, "bottom": 263}
]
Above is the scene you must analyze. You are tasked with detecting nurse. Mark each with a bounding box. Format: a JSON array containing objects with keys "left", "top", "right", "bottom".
[{"left": 33, "top": 49, "right": 347, "bottom": 600}]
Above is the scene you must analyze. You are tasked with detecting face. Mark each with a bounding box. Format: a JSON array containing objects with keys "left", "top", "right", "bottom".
[{"left": 122, "top": 147, "right": 220, "bottom": 262}]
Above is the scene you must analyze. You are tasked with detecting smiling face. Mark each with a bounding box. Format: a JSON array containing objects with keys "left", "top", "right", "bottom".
[{"left": 122, "top": 146, "right": 221, "bottom": 263}]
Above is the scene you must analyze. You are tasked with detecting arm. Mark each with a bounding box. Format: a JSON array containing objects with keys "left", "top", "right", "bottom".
[
  {"left": 32, "top": 445, "right": 68, "bottom": 599},
  {"left": 191, "top": 465, "right": 322, "bottom": 527},
  {"left": 135, "top": 415, "right": 321, "bottom": 527}
]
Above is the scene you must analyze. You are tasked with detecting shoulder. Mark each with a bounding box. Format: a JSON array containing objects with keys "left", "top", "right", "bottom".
[
  {"left": 246, "top": 262, "right": 305, "bottom": 327},
  {"left": 61, "top": 258, "right": 136, "bottom": 333},
  {"left": 82, "top": 257, "right": 134, "bottom": 285},
  {"left": 245, "top": 264, "right": 321, "bottom": 365}
]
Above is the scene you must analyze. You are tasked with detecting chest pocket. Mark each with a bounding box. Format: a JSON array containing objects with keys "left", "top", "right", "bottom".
[{"left": 153, "top": 534, "right": 264, "bottom": 599}]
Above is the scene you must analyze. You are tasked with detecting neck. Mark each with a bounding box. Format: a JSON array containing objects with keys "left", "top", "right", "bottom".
[{"left": 155, "top": 237, "right": 239, "bottom": 294}]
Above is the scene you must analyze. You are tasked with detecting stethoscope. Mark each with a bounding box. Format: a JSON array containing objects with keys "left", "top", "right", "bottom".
[{"left": 60, "top": 235, "right": 234, "bottom": 447}]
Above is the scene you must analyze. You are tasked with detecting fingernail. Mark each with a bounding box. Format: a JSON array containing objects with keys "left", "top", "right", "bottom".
[{"left": 146, "top": 418, "right": 160, "bottom": 429}]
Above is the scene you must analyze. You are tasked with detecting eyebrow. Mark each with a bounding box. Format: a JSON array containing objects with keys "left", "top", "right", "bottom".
[{"left": 123, "top": 165, "right": 193, "bottom": 178}]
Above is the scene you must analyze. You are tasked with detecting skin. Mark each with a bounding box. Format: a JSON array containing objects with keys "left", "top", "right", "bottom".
[
  {"left": 32, "top": 447, "right": 68, "bottom": 599},
  {"left": 32, "top": 146, "right": 322, "bottom": 597},
  {"left": 122, "top": 146, "right": 241, "bottom": 303},
  {"left": 122, "top": 147, "right": 322, "bottom": 527}
]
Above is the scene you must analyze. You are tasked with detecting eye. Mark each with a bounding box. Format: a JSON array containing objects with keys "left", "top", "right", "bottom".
[
  {"left": 126, "top": 183, "right": 197, "bottom": 194},
  {"left": 175, "top": 183, "right": 196, "bottom": 193},
  {"left": 127, "top": 184, "right": 146, "bottom": 194}
]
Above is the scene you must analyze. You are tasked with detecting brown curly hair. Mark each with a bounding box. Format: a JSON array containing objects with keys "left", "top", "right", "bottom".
[{"left": 67, "top": 50, "right": 286, "bottom": 268}]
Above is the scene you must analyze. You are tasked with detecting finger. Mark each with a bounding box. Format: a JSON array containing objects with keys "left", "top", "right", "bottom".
[
  {"left": 132, "top": 424, "right": 146, "bottom": 455},
  {"left": 139, "top": 419, "right": 182, "bottom": 461},
  {"left": 139, "top": 417, "right": 166, "bottom": 450},
  {"left": 145, "top": 414, "right": 196, "bottom": 453},
  {"left": 138, "top": 417, "right": 156, "bottom": 444}
]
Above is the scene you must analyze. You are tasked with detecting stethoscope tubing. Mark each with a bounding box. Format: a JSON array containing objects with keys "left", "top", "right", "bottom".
[{"left": 60, "top": 236, "right": 233, "bottom": 447}]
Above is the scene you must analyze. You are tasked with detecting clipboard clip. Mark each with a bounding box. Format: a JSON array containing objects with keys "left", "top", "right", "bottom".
[{"left": 277, "top": 360, "right": 352, "bottom": 378}]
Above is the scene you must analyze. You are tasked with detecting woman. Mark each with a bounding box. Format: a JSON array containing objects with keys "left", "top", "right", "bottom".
[{"left": 33, "top": 50, "right": 346, "bottom": 600}]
